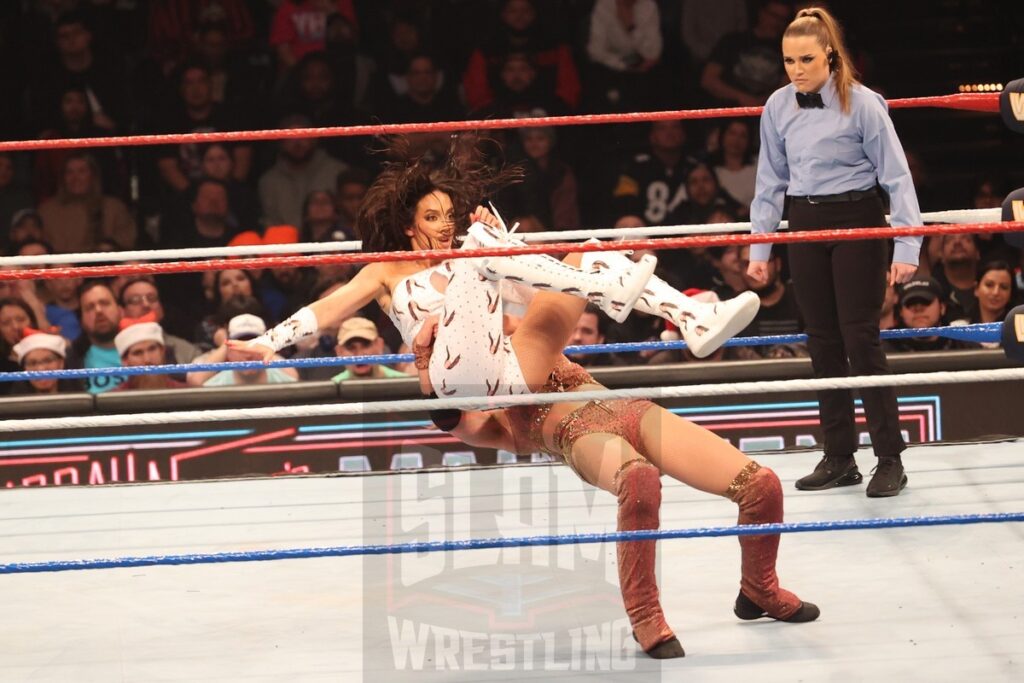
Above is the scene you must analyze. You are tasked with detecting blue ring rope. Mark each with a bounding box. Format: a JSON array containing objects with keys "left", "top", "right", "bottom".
[
  {"left": 0, "top": 323, "right": 1002, "bottom": 383},
  {"left": 2, "top": 511, "right": 1020, "bottom": 575}
]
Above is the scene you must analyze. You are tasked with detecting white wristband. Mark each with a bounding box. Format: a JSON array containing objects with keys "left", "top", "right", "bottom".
[{"left": 248, "top": 306, "right": 319, "bottom": 352}]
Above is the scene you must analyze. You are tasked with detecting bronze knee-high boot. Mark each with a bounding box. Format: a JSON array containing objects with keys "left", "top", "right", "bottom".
[
  {"left": 616, "top": 459, "right": 685, "bottom": 658},
  {"left": 727, "top": 462, "right": 819, "bottom": 622}
]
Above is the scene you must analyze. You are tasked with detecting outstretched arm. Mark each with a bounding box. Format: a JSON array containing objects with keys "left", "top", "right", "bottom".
[{"left": 228, "top": 264, "right": 386, "bottom": 361}]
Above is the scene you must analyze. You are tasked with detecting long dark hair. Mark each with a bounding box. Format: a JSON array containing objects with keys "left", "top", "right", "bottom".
[
  {"left": 0, "top": 297, "right": 39, "bottom": 357},
  {"left": 357, "top": 135, "right": 522, "bottom": 253},
  {"left": 975, "top": 260, "right": 1019, "bottom": 320}
]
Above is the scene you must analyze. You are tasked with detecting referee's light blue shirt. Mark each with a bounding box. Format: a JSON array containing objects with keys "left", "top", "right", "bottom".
[{"left": 750, "top": 75, "right": 923, "bottom": 265}]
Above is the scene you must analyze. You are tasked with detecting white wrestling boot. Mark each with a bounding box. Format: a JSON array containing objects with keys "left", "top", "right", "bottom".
[
  {"left": 581, "top": 245, "right": 760, "bottom": 359},
  {"left": 464, "top": 220, "right": 657, "bottom": 324}
]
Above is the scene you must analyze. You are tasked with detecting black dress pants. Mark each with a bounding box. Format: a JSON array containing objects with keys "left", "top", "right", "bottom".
[{"left": 787, "top": 195, "right": 906, "bottom": 459}]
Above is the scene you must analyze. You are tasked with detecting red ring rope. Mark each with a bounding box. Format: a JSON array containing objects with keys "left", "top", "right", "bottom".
[
  {"left": 3, "top": 221, "right": 1019, "bottom": 282},
  {"left": 0, "top": 94, "right": 999, "bottom": 152}
]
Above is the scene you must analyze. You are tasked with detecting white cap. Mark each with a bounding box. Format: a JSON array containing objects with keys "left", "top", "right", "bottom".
[
  {"left": 228, "top": 313, "right": 267, "bottom": 340},
  {"left": 114, "top": 321, "right": 164, "bottom": 357},
  {"left": 13, "top": 330, "right": 66, "bottom": 364}
]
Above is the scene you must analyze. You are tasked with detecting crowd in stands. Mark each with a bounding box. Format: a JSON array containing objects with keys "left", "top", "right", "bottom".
[{"left": 0, "top": 0, "right": 1021, "bottom": 397}]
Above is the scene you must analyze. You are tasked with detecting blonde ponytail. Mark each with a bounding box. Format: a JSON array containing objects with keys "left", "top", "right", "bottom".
[{"left": 784, "top": 7, "right": 859, "bottom": 114}]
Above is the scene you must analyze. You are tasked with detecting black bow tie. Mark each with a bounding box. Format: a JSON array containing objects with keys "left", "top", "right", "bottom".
[{"left": 796, "top": 91, "right": 825, "bottom": 109}]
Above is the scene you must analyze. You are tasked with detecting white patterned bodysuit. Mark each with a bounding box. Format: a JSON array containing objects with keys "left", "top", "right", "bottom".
[{"left": 386, "top": 259, "right": 530, "bottom": 397}]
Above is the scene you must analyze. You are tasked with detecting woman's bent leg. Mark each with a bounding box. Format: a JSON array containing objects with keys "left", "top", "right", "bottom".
[
  {"left": 635, "top": 406, "right": 818, "bottom": 623},
  {"left": 568, "top": 433, "right": 683, "bottom": 658}
]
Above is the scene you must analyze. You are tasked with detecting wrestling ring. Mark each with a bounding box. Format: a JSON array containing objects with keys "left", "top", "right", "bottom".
[{"left": 1, "top": 92, "right": 1024, "bottom": 682}]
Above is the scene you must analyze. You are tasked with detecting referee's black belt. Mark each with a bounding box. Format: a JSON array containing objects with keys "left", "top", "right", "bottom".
[{"left": 789, "top": 189, "right": 879, "bottom": 204}]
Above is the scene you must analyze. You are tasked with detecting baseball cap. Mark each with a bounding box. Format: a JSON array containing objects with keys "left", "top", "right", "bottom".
[
  {"left": 1002, "top": 304, "right": 1024, "bottom": 364},
  {"left": 1000, "top": 77, "right": 1024, "bottom": 134},
  {"left": 337, "top": 317, "right": 378, "bottom": 345},
  {"left": 1001, "top": 187, "right": 1024, "bottom": 249},
  {"left": 898, "top": 277, "right": 942, "bottom": 306},
  {"left": 228, "top": 313, "right": 266, "bottom": 340}
]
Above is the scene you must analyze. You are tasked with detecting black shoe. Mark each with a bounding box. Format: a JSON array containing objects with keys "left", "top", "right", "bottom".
[
  {"left": 794, "top": 455, "right": 862, "bottom": 491},
  {"left": 734, "top": 591, "right": 820, "bottom": 623},
  {"left": 632, "top": 631, "right": 685, "bottom": 659},
  {"left": 866, "top": 456, "right": 908, "bottom": 498}
]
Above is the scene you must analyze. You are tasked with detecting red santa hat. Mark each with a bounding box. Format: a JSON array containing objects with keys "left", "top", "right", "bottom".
[
  {"left": 114, "top": 312, "right": 164, "bottom": 357},
  {"left": 12, "top": 327, "right": 67, "bottom": 364}
]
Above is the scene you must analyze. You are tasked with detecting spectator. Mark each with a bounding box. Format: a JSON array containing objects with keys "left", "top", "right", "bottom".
[
  {"left": 199, "top": 314, "right": 300, "bottom": 386},
  {"left": 972, "top": 176, "right": 1006, "bottom": 210},
  {"left": 710, "top": 119, "right": 757, "bottom": 209},
  {"left": 504, "top": 126, "right": 580, "bottom": 230},
  {"left": 462, "top": 0, "right": 581, "bottom": 111},
  {"left": 10, "top": 237, "right": 50, "bottom": 259},
  {"left": 281, "top": 51, "right": 360, "bottom": 126},
  {"left": 38, "top": 152, "right": 136, "bottom": 253},
  {"left": 30, "top": 10, "right": 129, "bottom": 134},
  {"left": 334, "top": 168, "right": 370, "bottom": 237},
  {"left": 163, "top": 178, "right": 237, "bottom": 249},
  {"left": 195, "top": 273, "right": 259, "bottom": 350},
  {"left": 700, "top": 0, "right": 790, "bottom": 106},
  {"left": 118, "top": 276, "right": 200, "bottom": 362},
  {"left": 198, "top": 142, "right": 260, "bottom": 232},
  {"left": 301, "top": 189, "right": 346, "bottom": 243},
  {"left": 706, "top": 244, "right": 749, "bottom": 301},
  {"left": 475, "top": 52, "right": 566, "bottom": 119},
  {"left": 613, "top": 120, "right": 697, "bottom": 226},
  {"left": 657, "top": 165, "right": 739, "bottom": 289},
  {"left": 378, "top": 54, "right": 463, "bottom": 125},
  {"left": 155, "top": 62, "right": 253, "bottom": 194},
  {"left": 970, "top": 261, "right": 1018, "bottom": 326},
  {"left": 889, "top": 277, "right": 971, "bottom": 352},
  {"left": 71, "top": 280, "right": 126, "bottom": 394},
  {"left": 585, "top": 0, "right": 663, "bottom": 111},
  {"left": 331, "top": 317, "right": 409, "bottom": 381},
  {"left": 193, "top": 21, "right": 261, "bottom": 113},
  {"left": 933, "top": 233, "right": 980, "bottom": 320},
  {"left": 370, "top": 15, "right": 432, "bottom": 105},
  {"left": 281, "top": 48, "right": 372, "bottom": 165},
  {"left": 968, "top": 177, "right": 1016, "bottom": 264},
  {"left": 681, "top": 0, "right": 747, "bottom": 64},
  {"left": 8, "top": 209, "right": 45, "bottom": 250},
  {"left": 0, "top": 276, "right": 50, "bottom": 336},
  {"left": 736, "top": 245, "right": 805, "bottom": 357},
  {"left": 565, "top": 304, "right": 624, "bottom": 368},
  {"left": 113, "top": 315, "right": 189, "bottom": 390},
  {"left": 671, "top": 162, "right": 740, "bottom": 226},
  {"left": 11, "top": 328, "right": 82, "bottom": 395},
  {"left": 0, "top": 154, "right": 34, "bottom": 251},
  {"left": 147, "top": 0, "right": 256, "bottom": 71},
  {"left": 40, "top": 260, "right": 83, "bottom": 343},
  {"left": 259, "top": 114, "right": 349, "bottom": 227},
  {"left": 1, "top": 297, "right": 40, "bottom": 386},
  {"left": 12, "top": 238, "right": 82, "bottom": 342},
  {"left": 270, "top": 0, "right": 357, "bottom": 72},
  {"left": 323, "top": 12, "right": 375, "bottom": 112},
  {"left": 33, "top": 85, "right": 125, "bottom": 203}
]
